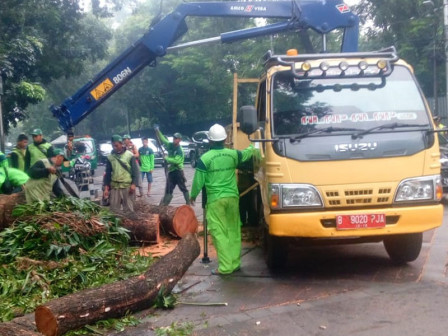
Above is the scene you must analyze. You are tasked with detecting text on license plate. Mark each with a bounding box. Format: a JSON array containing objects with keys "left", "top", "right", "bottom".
[{"left": 336, "top": 214, "right": 386, "bottom": 230}]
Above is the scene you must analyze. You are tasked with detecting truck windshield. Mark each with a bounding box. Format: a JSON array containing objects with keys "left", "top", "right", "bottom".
[{"left": 272, "top": 66, "right": 431, "bottom": 137}]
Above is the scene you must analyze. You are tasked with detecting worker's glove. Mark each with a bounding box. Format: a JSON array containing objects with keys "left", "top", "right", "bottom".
[{"left": 190, "top": 198, "right": 196, "bottom": 206}]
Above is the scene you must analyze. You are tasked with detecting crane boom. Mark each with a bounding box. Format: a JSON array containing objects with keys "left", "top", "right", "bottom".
[{"left": 51, "top": 0, "right": 359, "bottom": 132}]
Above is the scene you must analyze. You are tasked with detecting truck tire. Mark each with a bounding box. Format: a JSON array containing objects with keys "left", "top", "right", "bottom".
[
  {"left": 263, "top": 226, "right": 287, "bottom": 270},
  {"left": 383, "top": 232, "right": 423, "bottom": 265}
]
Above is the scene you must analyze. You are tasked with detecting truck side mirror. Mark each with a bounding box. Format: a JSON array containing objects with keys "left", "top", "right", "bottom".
[{"left": 238, "top": 105, "right": 258, "bottom": 135}]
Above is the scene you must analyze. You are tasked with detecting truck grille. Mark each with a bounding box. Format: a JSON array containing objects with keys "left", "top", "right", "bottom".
[{"left": 324, "top": 186, "right": 393, "bottom": 207}]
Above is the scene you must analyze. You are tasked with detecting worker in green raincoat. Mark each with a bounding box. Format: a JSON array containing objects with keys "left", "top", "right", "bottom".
[
  {"left": 190, "top": 124, "right": 257, "bottom": 275},
  {"left": 9, "top": 134, "right": 28, "bottom": 171},
  {"left": 25, "top": 148, "right": 67, "bottom": 203},
  {"left": 155, "top": 127, "right": 190, "bottom": 205},
  {"left": 0, "top": 151, "right": 9, "bottom": 169},
  {"left": 25, "top": 128, "right": 54, "bottom": 171},
  {"left": 0, "top": 167, "right": 29, "bottom": 194}
]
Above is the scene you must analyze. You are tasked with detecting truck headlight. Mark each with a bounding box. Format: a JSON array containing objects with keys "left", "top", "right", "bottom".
[
  {"left": 269, "top": 184, "right": 323, "bottom": 209},
  {"left": 395, "top": 175, "right": 442, "bottom": 202}
]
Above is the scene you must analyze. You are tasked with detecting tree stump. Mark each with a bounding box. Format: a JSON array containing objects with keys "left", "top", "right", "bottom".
[
  {"left": 136, "top": 203, "right": 198, "bottom": 238},
  {"left": 0, "top": 192, "right": 25, "bottom": 231},
  {"left": 35, "top": 233, "right": 200, "bottom": 336},
  {"left": 121, "top": 213, "right": 160, "bottom": 244}
]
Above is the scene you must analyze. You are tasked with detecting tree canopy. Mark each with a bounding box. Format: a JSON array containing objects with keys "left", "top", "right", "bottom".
[
  {"left": 0, "top": 0, "right": 115, "bottom": 135},
  {"left": 3, "top": 0, "right": 445, "bottom": 142}
]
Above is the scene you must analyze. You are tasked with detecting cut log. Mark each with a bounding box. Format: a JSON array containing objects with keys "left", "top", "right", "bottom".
[
  {"left": 0, "top": 315, "right": 41, "bottom": 336},
  {"left": 121, "top": 214, "right": 160, "bottom": 244},
  {"left": 0, "top": 192, "right": 26, "bottom": 230},
  {"left": 136, "top": 203, "right": 198, "bottom": 238},
  {"left": 0, "top": 322, "right": 42, "bottom": 335},
  {"left": 35, "top": 233, "right": 200, "bottom": 336}
]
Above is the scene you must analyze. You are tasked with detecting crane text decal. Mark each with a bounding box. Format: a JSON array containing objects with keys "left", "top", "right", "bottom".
[
  {"left": 113, "top": 67, "right": 132, "bottom": 85},
  {"left": 336, "top": 4, "right": 350, "bottom": 13},
  {"left": 90, "top": 78, "right": 114, "bottom": 101},
  {"left": 230, "top": 5, "right": 267, "bottom": 12}
]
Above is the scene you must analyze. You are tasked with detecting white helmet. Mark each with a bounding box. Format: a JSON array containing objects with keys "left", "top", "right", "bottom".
[{"left": 208, "top": 124, "right": 227, "bottom": 141}]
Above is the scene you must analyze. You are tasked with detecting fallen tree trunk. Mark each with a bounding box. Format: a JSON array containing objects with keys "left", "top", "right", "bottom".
[
  {"left": 0, "top": 322, "right": 42, "bottom": 336},
  {"left": 35, "top": 233, "right": 200, "bottom": 336},
  {"left": 0, "top": 313, "right": 41, "bottom": 335},
  {"left": 136, "top": 203, "right": 198, "bottom": 238},
  {"left": 0, "top": 192, "right": 26, "bottom": 230},
  {"left": 121, "top": 214, "right": 160, "bottom": 244}
]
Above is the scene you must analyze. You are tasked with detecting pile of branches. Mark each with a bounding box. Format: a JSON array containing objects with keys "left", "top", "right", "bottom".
[
  {"left": 17, "top": 212, "right": 107, "bottom": 237},
  {"left": 0, "top": 197, "right": 153, "bottom": 323}
]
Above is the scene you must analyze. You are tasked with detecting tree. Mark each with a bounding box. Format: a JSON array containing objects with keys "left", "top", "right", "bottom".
[
  {"left": 0, "top": 0, "right": 115, "bottom": 134},
  {"left": 355, "top": 0, "right": 444, "bottom": 99}
]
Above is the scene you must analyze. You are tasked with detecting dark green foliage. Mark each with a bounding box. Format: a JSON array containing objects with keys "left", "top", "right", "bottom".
[
  {"left": 0, "top": 0, "right": 113, "bottom": 133},
  {"left": 0, "top": 197, "right": 153, "bottom": 322},
  {"left": 154, "top": 286, "right": 178, "bottom": 310},
  {"left": 355, "top": 0, "right": 444, "bottom": 98}
]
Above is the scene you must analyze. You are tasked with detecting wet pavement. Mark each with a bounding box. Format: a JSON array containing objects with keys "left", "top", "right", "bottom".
[
  {"left": 94, "top": 163, "right": 205, "bottom": 221},
  {"left": 93, "top": 165, "right": 448, "bottom": 336}
]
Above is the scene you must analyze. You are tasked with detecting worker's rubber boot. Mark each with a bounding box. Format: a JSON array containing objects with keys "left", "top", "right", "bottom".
[
  {"left": 159, "top": 194, "right": 173, "bottom": 206},
  {"left": 183, "top": 192, "right": 191, "bottom": 205}
]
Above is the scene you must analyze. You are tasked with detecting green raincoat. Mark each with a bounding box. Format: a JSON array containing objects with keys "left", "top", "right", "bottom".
[{"left": 190, "top": 143, "right": 257, "bottom": 274}]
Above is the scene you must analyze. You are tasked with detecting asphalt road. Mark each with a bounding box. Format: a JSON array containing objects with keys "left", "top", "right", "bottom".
[
  {"left": 92, "top": 165, "right": 448, "bottom": 336},
  {"left": 119, "top": 223, "right": 448, "bottom": 336},
  {"left": 94, "top": 163, "right": 205, "bottom": 220}
]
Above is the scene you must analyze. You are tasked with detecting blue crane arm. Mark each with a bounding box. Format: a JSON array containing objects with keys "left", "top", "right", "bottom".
[{"left": 51, "top": 0, "right": 359, "bottom": 132}]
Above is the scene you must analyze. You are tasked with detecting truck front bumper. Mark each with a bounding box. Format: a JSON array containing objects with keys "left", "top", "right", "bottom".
[{"left": 268, "top": 204, "right": 443, "bottom": 238}]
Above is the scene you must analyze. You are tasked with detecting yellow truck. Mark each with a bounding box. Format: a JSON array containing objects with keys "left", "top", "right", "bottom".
[{"left": 234, "top": 47, "right": 444, "bottom": 269}]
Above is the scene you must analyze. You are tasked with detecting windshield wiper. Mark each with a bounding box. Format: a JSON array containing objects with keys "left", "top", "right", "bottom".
[
  {"left": 351, "top": 123, "right": 429, "bottom": 140},
  {"left": 291, "top": 127, "right": 359, "bottom": 142}
]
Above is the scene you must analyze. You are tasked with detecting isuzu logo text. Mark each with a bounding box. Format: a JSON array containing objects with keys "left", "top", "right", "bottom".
[{"left": 335, "top": 142, "right": 378, "bottom": 152}]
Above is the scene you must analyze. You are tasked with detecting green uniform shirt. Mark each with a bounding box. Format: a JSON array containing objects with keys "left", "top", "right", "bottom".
[
  {"left": 190, "top": 144, "right": 256, "bottom": 205},
  {"left": 107, "top": 150, "right": 134, "bottom": 189},
  {"left": 139, "top": 146, "right": 154, "bottom": 172},
  {"left": 25, "top": 159, "right": 57, "bottom": 203},
  {"left": 27, "top": 142, "right": 52, "bottom": 168},
  {"left": 158, "top": 131, "right": 184, "bottom": 172},
  {"left": 10, "top": 147, "right": 26, "bottom": 171},
  {"left": 0, "top": 167, "right": 29, "bottom": 194},
  {"left": 0, "top": 151, "right": 9, "bottom": 169}
]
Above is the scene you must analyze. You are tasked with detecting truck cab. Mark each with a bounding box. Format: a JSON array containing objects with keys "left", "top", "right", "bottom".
[{"left": 237, "top": 47, "right": 444, "bottom": 268}]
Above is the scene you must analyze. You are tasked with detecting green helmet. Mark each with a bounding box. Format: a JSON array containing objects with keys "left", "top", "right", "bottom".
[
  {"left": 31, "top": 128, "right": 43, "bottom": 136},
  {"left": 173, "top": 132, "right": 182, "bottom": 139},
  {"left": 111, "top": 134, "right": 123, "bottom": 143},
  {"left": 53, "top": 148, "right": 68, "bottom": 160},
  {"left": 123, "top": 134, "right": 131, "bottom": 139}
]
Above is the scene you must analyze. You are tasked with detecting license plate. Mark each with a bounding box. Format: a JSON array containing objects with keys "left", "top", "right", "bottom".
[{"left": 336, "top": 214, "right": 386, "bottom": 230}]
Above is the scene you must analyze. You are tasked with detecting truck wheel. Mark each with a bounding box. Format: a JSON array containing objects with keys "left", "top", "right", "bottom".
[
  {"left": 263, "top": 227, "right": 287, "bottom": 270},
  {"left": 383, "top": 233, "right": 423, "bottom": 265},
  {"left": 190, "top": 152, "right": 197, "bottom": 168}
]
